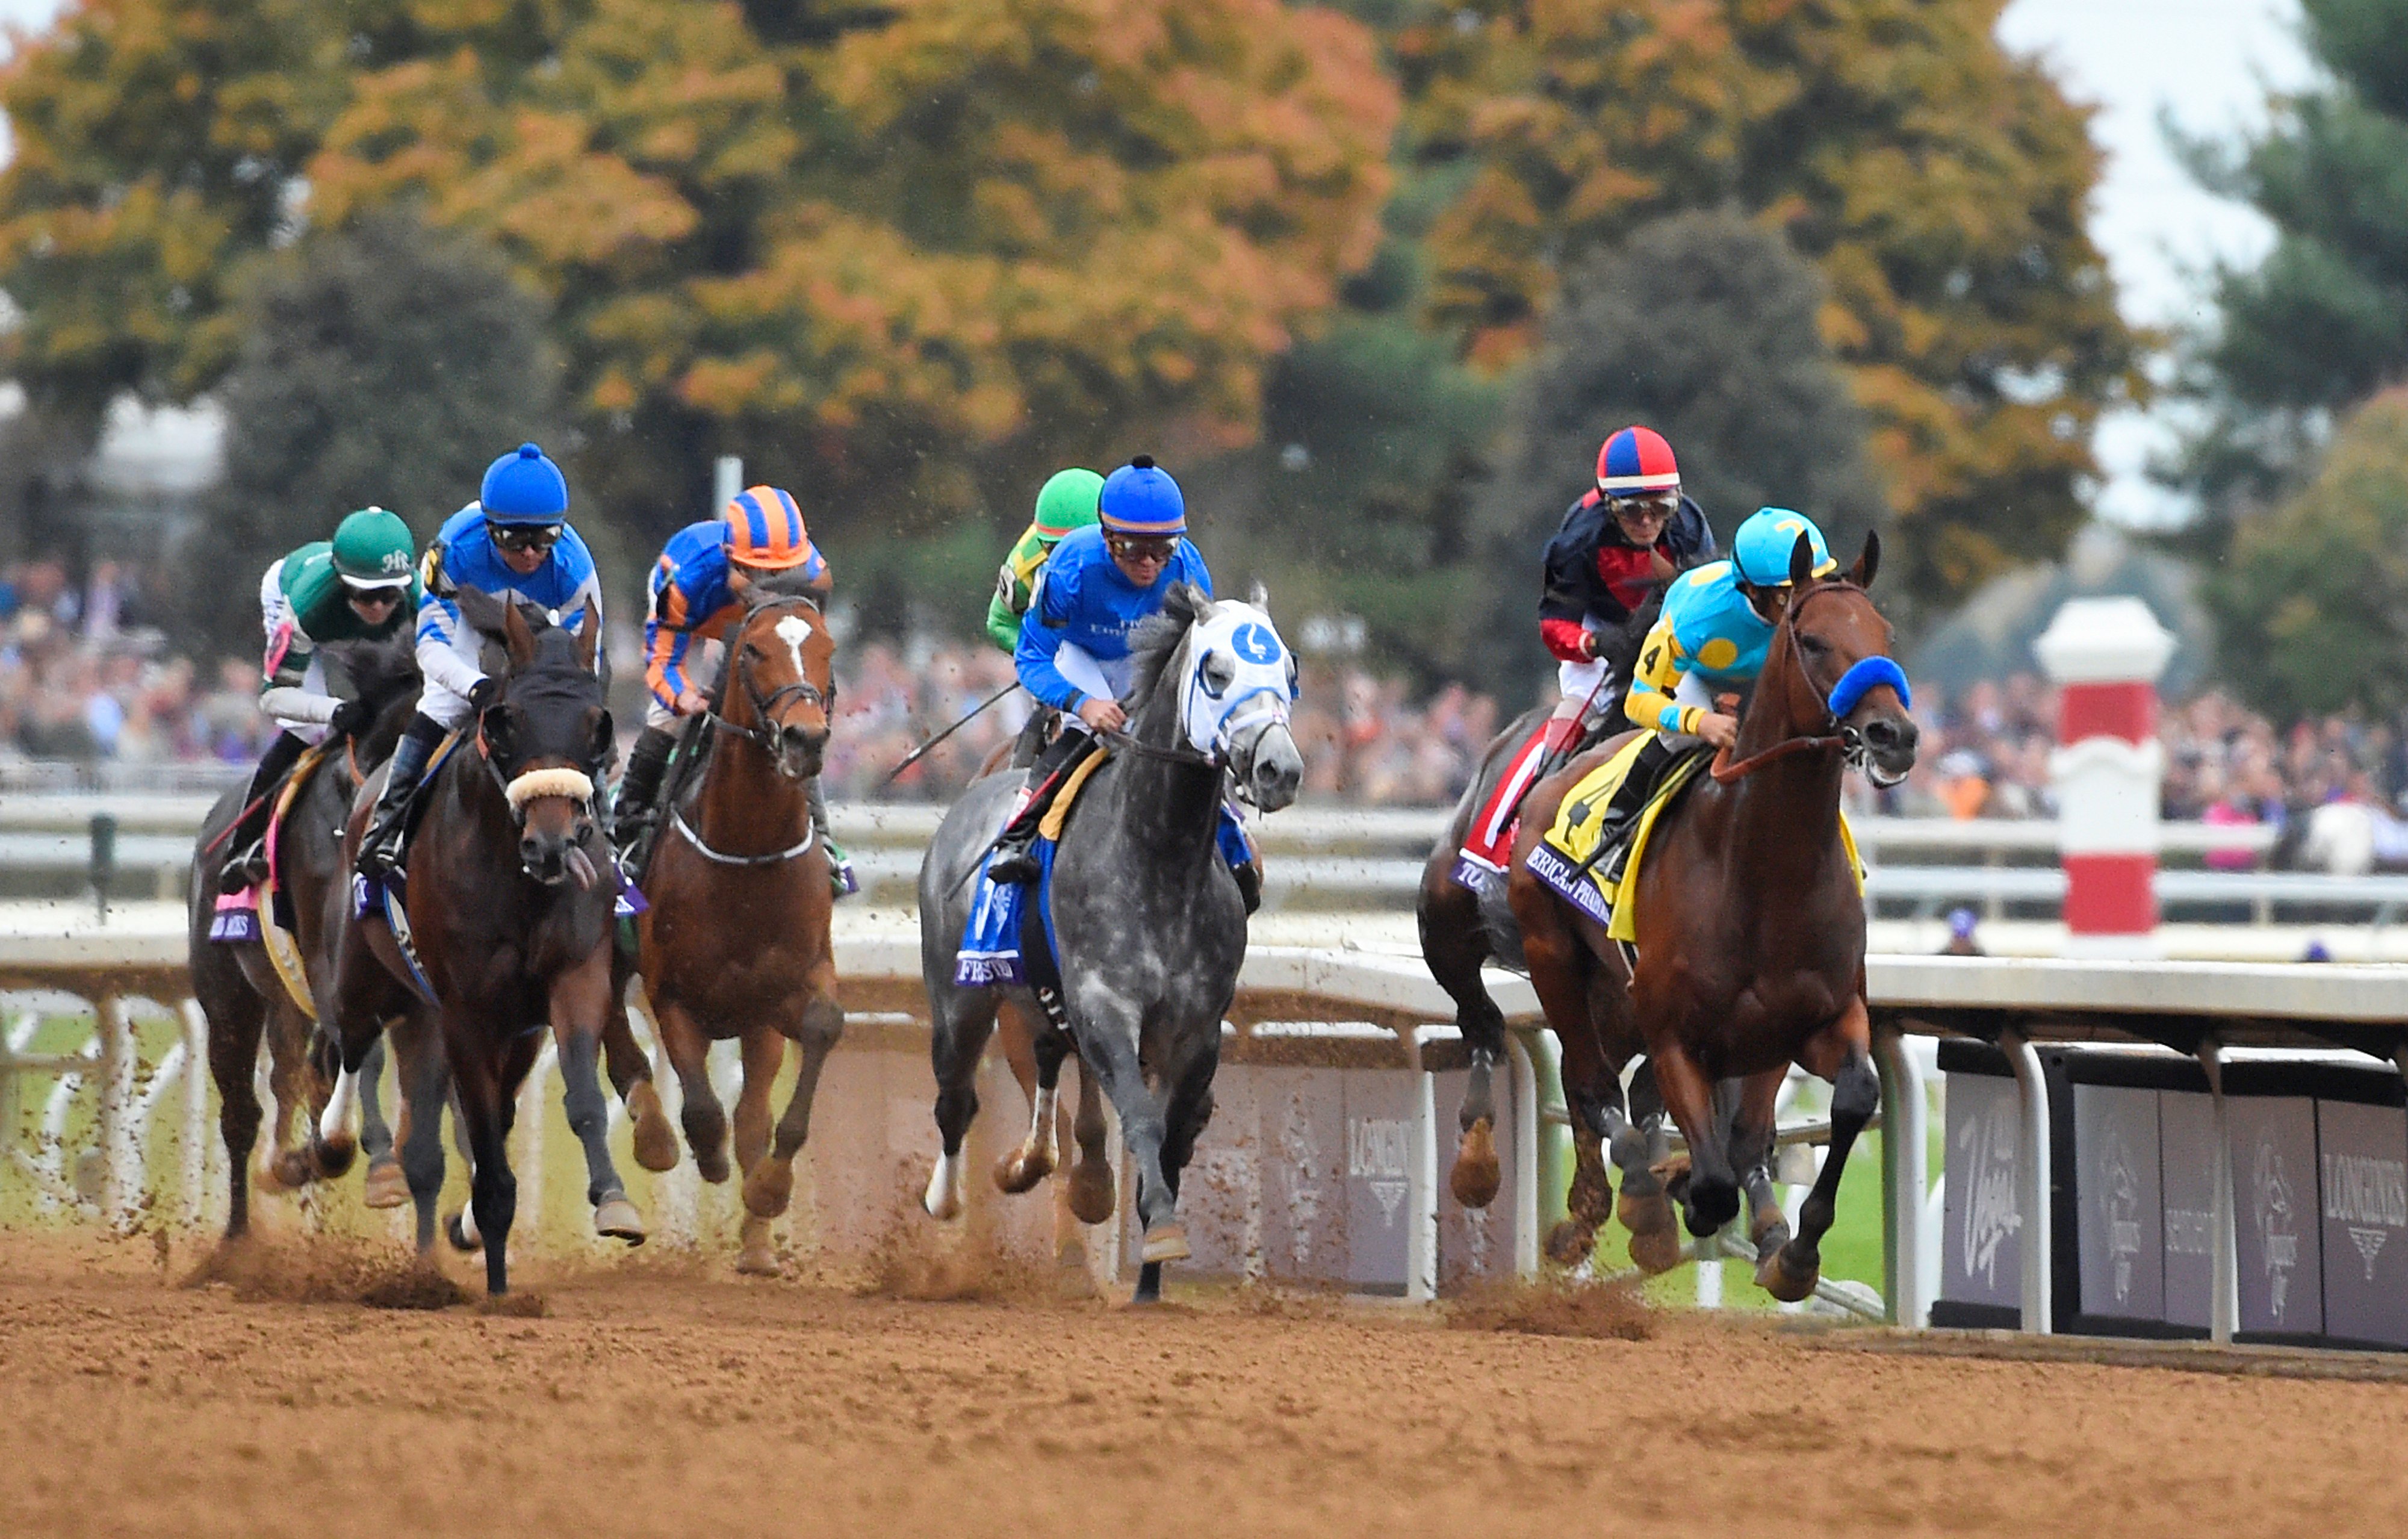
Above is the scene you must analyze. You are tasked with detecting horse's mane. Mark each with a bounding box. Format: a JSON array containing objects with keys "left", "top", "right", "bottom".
[
  {"left": 1123, "top": 582, "right": 1210, "bottom": 711},
  {"left": 326, "top": 629, "right": 421, "bottom": 712},
  {"left": 740, "top": 570, "right": 825, "bottom": 608}
]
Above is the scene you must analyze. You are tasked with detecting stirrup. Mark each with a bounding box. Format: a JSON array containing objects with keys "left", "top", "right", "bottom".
[
  {"left": 219, "top": 839, "right": 266, "bottom": 894},
  {"left": 987, "top": 838, "right": 1040, "bottom": 884},
  {"left": 828, "top": 843, "right": 858, "bottom": 899}
]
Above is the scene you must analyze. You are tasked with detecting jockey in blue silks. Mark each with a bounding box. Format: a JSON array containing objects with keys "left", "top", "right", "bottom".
[
  {"left": 357, "top": 442, "right": 604, "bottom": 880},
  {"left": 985, "top": 455, "right": 1262, "bottom": 900},
  {"left": 1588, "top": 506, "right": 1907, "bottom": 856}
]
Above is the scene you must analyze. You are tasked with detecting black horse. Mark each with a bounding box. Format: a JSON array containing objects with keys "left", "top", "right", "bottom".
[
  {"left": 186, "top": 635, "right": 419, "bottom": 1242},
  {"left": 324, "top": 597, "right": 628, "bottom": 1296}
]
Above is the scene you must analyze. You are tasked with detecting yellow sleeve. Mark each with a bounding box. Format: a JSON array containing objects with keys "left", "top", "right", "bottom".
[{"left": 1624, "top": 615, "right": 1701, "bottom": 736}]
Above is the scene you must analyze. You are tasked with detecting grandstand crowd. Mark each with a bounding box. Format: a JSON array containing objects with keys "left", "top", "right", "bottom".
[{"left": 8, "top": 557, "right": 2406, "bottom": 847}]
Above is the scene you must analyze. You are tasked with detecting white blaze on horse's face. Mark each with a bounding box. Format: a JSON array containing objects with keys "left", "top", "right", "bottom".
[{"left": 773, "top": 613, "right": 815, "bottom": 684}]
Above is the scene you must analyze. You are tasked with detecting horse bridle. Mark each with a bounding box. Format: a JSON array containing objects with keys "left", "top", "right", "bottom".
[
  {"left": 1708, "top": 579, "right": 1909, "bottom": 786},
  {"left": 711, "top": 595, "right": 836, "bottom": 750}
]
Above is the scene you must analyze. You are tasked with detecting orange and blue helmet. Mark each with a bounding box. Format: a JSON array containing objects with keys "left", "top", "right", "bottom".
[{"left": 722, "top": 486, "right": 814, "bottom": 570}]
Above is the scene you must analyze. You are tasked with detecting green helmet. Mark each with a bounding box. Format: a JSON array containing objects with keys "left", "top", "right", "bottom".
[
  {"left": 331, "top": 508, "right": 417, "bottom": 589},
  {"left": 1031, "top": 468, "right": 1105, "bottom": 541}
]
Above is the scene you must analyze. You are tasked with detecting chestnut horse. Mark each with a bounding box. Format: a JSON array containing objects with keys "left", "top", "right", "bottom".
[
  {"left": 326, "top": 600, "right": 627, "bottom": 1296},
  {"left": 633, "top": 580, "right": 846, "bottom": 1276},
  {"left": 1507, "top": 532, "right": 1917, "bottom": 1301}
]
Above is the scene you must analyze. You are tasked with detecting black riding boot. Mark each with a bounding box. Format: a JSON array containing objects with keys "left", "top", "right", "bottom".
[
  {"left": 356, "top": 713, "right": 446, "bottom": 882},
  {"left": 1574, "top": 734, "right": 1675, "bottom": 880},
  {"left": 987, "top": 729, "right": 1096, "bottom": 884},
  {"left": 612, "top": 725, "right": 678, "bottom": 863},
  {"left": 218, "top": 730, "right": 310, "bottom": 894}
]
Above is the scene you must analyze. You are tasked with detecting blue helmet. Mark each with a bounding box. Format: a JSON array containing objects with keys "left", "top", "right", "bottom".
[
  {"left": 479, "top": 442, "right": 569, "bottom": 524},
  {"left": 1099, "top": 455, "right": 1186, "bottom": 536},
  {"left": 1731, "top": 507, "right": 1836, "bottom": 587}
]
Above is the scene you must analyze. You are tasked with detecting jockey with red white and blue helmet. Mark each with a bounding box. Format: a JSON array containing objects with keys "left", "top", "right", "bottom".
[
  {"left": 611, "top": 487, "right": 854, "bottom": 895},
  {"left": 985, "top": 455, "right": 1241, "bottom": 890},
  {"left": 1585, "top": 506, "right": 1844, "bottom": 862},
  {"left": 356, "top": 442, "right": 602, "bottom": 881},
  {"left": 1454, "top": 426, "right": 1714, "bottom": 891}
]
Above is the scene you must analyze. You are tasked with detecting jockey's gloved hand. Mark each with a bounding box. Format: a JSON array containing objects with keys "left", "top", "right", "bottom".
[
  {"left": 327, "top": 698, "right": 373, "bottom": 737},
  {"left": 468, "top": 676, "right": 500, "bottom": 712}
]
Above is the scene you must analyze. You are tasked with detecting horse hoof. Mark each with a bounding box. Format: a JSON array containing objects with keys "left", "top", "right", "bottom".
[
  {"left": 1140, "top": 1222, "right": 1190, "bottom": 1264},
  {"left": 627, "top": 1082, "right": 679, "bottom": 1173},
  {"left": 1066, "top": 1159, "right": 1116, "bottom": 1226},
  {"left": 992, "top": 1149, "right": 1052, "bottom": 1196},
  {"left": 1131, "top": 1262, "right": 1165, "bottom": 1305},
  {"left": 595, "top": 1196, "right": 647, "bottom": 1246},
  {"left": 1617, "top": 1188, "right": 1675, "bottom": 1238},
  {"left": 256, "top": 1155, "right": 295, "bottom": 1194},
  {"left": 741, "top": 1161, "right": 793, "bottom": 1219},
  {"left": 1627, "top": 1225, "right": 1684, "bottom": 1276},
  {"left": 445, "top": 1210, "right": 483, "bottom": 1254},
  {"left": 1544, "top": 1219, "right": 1597, "bottom": 1267},
  {"left": 1758, "top": 1243, "right": 1819, "bottom": 1304},
  {"left": 1451, "top": 1119, "right": 1501, "bottom": 1209},
  {"left": 315, "top": 1133, "right": 358, "bottom": 1180},
  {"left": 361, "top": 1158, "right": 410, "bottom": 1210},
  {"left": 695, "top": 1149, "right": 732, "bottom": 1185},
  {"left": 736, "top": 1242, "right": 782, "bottom": 1277}
]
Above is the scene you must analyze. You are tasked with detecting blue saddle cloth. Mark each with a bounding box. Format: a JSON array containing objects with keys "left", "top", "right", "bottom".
[
  {"left": 954, "top": 808, "right": 1253, "bottom": 989},
  {"left": 955, "top": 839, "right": 1061, "bottom": 988}
]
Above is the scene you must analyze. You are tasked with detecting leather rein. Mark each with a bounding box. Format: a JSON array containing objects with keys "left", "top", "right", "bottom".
[
  {"left": 679, "top": 593, "right": 832, "bottom": 865},
  {"left": 1707, "top": 579, "right": 1885, "bottom": 785}
]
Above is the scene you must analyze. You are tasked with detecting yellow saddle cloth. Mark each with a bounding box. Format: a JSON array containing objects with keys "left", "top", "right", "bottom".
[
  {"left": 1037, "top": 745, "right": 1111, "bottom": 842},
  {"left": 1531, "top": 737, "right": 1861, "bottom": 942}
]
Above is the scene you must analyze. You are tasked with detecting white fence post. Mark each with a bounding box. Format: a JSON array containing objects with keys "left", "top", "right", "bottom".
[
  {"left": 2199, "top": 1039, "right": 2236, "bottom": 1345},
  {"left": 1877, "top": 1028, "right": 1931, "bottom": 1328},
  {"left": 1507, "top": 1031, "right": 1540, "bottom": 1278},
  {"left": 1407, "top": 1071, "right": 1438, "bottom": 1304},
  {"left": 2003, "top": 1030, "right": 2052, "bottom": 1333}
]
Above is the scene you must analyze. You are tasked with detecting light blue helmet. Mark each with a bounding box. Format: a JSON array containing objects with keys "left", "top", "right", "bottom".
[{"left": 1731, "top": 507, "right": 1837, "bottom": 587}]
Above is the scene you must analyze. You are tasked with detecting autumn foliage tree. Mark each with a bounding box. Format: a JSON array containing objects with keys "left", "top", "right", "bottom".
[
  {"left": 1389, "top": 0, "right": 2141, "bottom": 614},
  {"left": 3, "top": 0, "right": 1398, "bottom": 561}
]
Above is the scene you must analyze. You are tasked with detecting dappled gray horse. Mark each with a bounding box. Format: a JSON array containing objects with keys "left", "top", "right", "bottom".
[{"left": 917, "top": 585, "right": 1303, "bottom": 1303}]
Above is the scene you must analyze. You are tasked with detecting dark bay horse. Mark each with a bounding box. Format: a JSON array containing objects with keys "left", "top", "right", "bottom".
[
  {"left": 326, "top": 600, "right": 627, "bottom": 1296},
  {"left": 1415, "top": 594, "right": 1668, "bottom": 1264},
  {"left": 1508, "top": 532, "right": 1918, "bottom": 1301},
  {"left": 187, "top": 636, "right": 419, "bottom": 1241},
  {"left": 917, "top": 585, "right": 1303, "bottom": 1302},
  {"left": 634, "top": 580, "right": 846, "bottom": 1276}
]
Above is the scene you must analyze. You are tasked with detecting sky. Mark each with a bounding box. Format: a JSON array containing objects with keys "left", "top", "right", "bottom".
[{"left": 0, "top": 0, "right": 2326, "bottom": 527}]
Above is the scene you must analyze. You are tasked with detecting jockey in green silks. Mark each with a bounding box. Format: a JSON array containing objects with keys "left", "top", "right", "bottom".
[{"left": 985, "top": 468, "right": 1105, "bottom": 652}]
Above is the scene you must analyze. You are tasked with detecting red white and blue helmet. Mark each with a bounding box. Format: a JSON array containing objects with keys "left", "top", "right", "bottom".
[{"left": 1595, "top": 426, "right": 1680, "bottom": 499}]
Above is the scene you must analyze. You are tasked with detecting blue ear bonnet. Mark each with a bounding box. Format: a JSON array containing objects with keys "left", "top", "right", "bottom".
[{"left": 1827, "top": 655, "right": 1910, "bottom": 718}]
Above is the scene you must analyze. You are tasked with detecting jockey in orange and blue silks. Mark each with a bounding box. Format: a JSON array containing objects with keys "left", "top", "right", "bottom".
[{"left": 612, "top": 487, "right": 853, "bottom": 895}]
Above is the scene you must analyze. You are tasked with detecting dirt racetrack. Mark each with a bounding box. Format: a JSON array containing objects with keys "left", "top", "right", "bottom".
[{"left": 6, "top": 1233, "right": 2408, "bottom": 1539}]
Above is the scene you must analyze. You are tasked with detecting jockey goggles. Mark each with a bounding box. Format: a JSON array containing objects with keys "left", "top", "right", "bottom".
[
  {"left": 1608, "top": 491, "right": 1678, "bottom": 526},
  {"left": 486, "top": 520, "right": 563, "bottom": 555},
  {"left": 1106, "top": 533, "right": 1178, "bottom": 565}
]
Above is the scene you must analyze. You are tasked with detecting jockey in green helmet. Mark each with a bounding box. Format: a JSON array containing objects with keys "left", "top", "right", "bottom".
[
  {"left": 219, "top": 508, "right": 421, "bottom": 892},
  {"left": 986, "top": 468, "right": 1105, "bottom": 651}
]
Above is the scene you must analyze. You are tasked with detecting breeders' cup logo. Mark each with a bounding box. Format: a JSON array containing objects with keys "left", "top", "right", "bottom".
[
  {"left": 1956, "top": 1099, "right": 2020, "bottom": 1290},
  {"left": 1348, "top": 1117, "right": 1409, "bottom": 1228},
  {"left": 2322, "top": 1149, "right": 2408, "bottom": 1283},
  {"left": 2253, "top": 1137, "right": 2300, "bottom": 1318},
  {"left": 2104, "top": 1132, "right": 2143, "bottom": 1306}
]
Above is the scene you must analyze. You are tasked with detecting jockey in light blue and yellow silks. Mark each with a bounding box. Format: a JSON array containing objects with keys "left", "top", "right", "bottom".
[{"left": 1589, "top": 507, "right": 1839, "bottom": 847}]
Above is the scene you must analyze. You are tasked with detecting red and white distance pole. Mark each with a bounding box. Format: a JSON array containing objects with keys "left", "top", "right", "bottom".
[{"left": 2034, "top": 597, "right": 2176, "bottom": 958}]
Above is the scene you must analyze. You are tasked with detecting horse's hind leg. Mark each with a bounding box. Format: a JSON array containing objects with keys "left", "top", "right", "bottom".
[
  {"left": 995, "top": 1012, "right": 1068, "bottom": 1196},
  {"left": 1763, "top": 1000, "right": 1879, "bottom": 1303},
  {"left": 1420, "top": 869, "right": 1506, "bottom": 1208},
  {"left": 358, "top": 1037, "right": 411, "bottom": 1210},
  {"left": 393, "top": 1019, "right": 450, "bottom": 1255},
  {"left": 1063, "top": 1056, "right": 1116, "bottom": 1227},
  {"left": 923, "top": 985, "right": 999, "bottom": 1221},
  {"left": 731, "top": 1028, "right": 786, "bottom": 1275},
  {"left": 557, "top": 988, "right": 646, "bottom": 1245},
  {"left": 604, "top": 987, "right": 677, "bottom": 1174},
  {"left": 744, "top": 983, "right": 844, "bottom": 1225},
  {"left": 202, "top": 983, "right": 268, "bottom": 1242},
  {"left": 654, "top": 998, "right": 731, "bottom": 1183}
]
